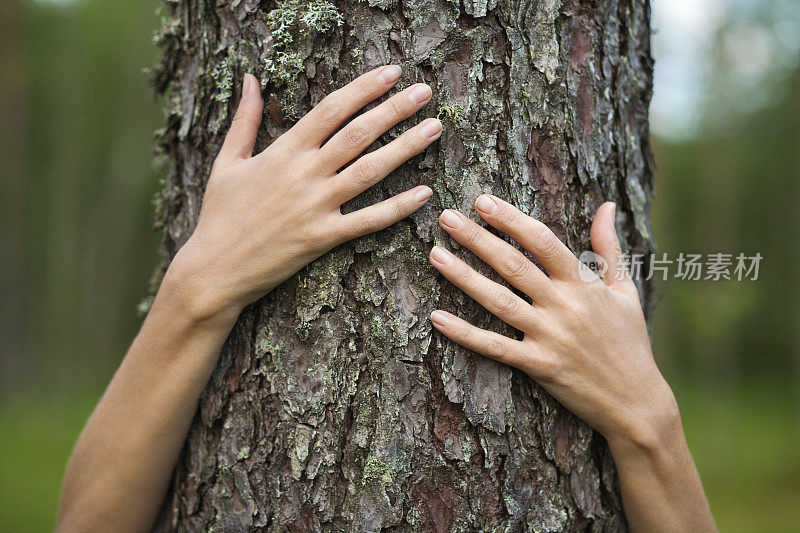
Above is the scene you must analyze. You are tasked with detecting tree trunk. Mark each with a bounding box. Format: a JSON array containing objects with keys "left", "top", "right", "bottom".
[
  {"left": 153, "top": 0, "right": 654, "bottom": 530},
  {"left": 0, "top": 0, "right": 28, "bottom": 386}
]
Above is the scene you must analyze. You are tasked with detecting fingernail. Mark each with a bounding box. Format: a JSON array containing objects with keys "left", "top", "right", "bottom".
[
  {"left": 243, "top": 74, "right": 258, "bottom": 98},
  {"left": 430, "top": 246, "right": 453, "bottom": 265},
  {"left": 440, "top": 209, "right": 463, "bottom": 229},
  {"left": 377, "top": 65, "right": 402, "bottom": 84},
  {"left": 609, "top": 202, "right": 616, "bottom": 229},
  {"left": 431, "top": 310, "right": 450, "bottom": 327},
  {"left": 414, "top": 186, "right": 433, "bottom": 203},
  {"left": 409, "top": 84, "right": 432, "bottom": 104},
  {"left": 420, "top": 118, "right": 442, "bottom": 139},
  {"left": 475, "top": 195, "right": 498, "bottom": 215}
]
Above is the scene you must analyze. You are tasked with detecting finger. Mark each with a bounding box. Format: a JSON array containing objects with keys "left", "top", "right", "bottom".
[
  {"left": 429, "top": 246, "right": 538, "bottom": 332},
  {"left": 474, "top": 195, "right": 579, "bottom": 280},
  {"left": 430, "top": 311, "right": 542, "bottom": 376},
  {"left": 437, "top": 209, "right": 554, "bottom": 304},
  {"left": 318, "top": 83, "right": 433, "bottom": 172},
  {"left": 288, "top": 65, "right": 403, "bottom": 149},
  {"left": 218, "top": 74, "right": 264, "bottom": 161},
  {"left": 326, "top": 118, "right": 442, "bottom": 206},
  {"left": 333, "top": 185, "right": 433, "bottom": 243},
  {"left": 590, "top": 202, "right": 637, "bottom": 294}
]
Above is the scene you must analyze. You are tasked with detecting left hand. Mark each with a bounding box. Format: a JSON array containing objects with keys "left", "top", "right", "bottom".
[
  {"left": 428, "top": 195, "right": 678, "bottom": 448},
  {"left": 169, "top": 68, "right": 441, "bottom": 325}
]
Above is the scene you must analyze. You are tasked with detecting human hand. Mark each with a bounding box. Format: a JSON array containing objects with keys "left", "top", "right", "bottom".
[
  {"left": 428, "top": 196, "right": 679, "bottom": 449},
  {"left": 170, "top": 66, "right": 441, "bottom": 323}
]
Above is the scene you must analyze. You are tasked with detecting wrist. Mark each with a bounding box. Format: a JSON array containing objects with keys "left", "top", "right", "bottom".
[
  {"left": 157, "top": 244, "right": 246, "bottom": 330},
  {"left": 606, "top": 381, "right": 684, "bottom": 459}
]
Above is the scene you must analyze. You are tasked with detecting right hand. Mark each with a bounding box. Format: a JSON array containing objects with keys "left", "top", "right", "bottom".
[
  {"left": 428, "top": 197, "right": 679, "bottom": 449},
  {"left": 170, "top": 66, "right": 442, "bottom": 322}
]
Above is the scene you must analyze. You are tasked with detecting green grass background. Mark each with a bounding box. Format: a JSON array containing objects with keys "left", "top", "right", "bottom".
[{"left": 3, "top": 381, "right": 798, "bottom": 531}]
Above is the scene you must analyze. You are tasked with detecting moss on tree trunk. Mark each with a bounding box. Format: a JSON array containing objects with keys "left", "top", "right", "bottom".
[{"left": 153, "top": 0, "right": 654, "bottom": 530}]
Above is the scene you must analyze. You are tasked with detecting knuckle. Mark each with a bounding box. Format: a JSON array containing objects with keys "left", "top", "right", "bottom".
[
  {"left": 301, "top": 219, "right": 329, "bottom": 248},
  {"left": 385, "top": 96, "right": 406, "bottom": 121},
  {"left": 355, "top": 213, "right": 379, "bottom": 235},
  {"left": 463, "top": 222, "right": 483, "bottom": 244},
  {"left": 352, "top": 156, "right": 378, "bottom": 187},
  {"left": 502, "top": 251, "right": 531, "bottom": 280},
  {"left": 570, "top": 299, "right": 594, "bottom": 326},
  {"left": 494, "top": 289, "right": 519, "bottom": 316},
  {"left": 343, "top": 121, "right": 372, "bottom": 149},
  {"left": 330, "top": 221, "right": 353, "bottom": 244},
  {"left": 493, "top": 202, "right": 517, "bottom": 227},
  {"left": 397, "top": 132, "right": 420, "bottom": 155},
  {"left": 485, "top": 337, "right": 508, "bottom": 362},
  {"left": 315, "top": 95, "right": 342, "bottom": 124},
  {"left": 550, "top": 289, "right": 571, "bottom": 311},
  {"left": 392, "top": 197, "right": 407, "bottom": 220},
  {"left": 329, "top": 219, "right": 353, "bottom": 243},
  {"left": 263, "top": 143, "right": 291, "bottom": 167},
  {"left": 587, "top": 278, "right": 607, "bottom": 297},
  {"left": 452, "top": 264, "right": 473, "bottom": 286},
  {"left": 534, "top": 224, "right": 561, "bottom": 258},
  {"left": 352, "top": 79, "right": 374, "bottom": 101}
]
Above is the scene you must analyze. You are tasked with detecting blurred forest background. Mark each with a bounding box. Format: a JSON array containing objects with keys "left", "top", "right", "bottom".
[{"left": 1, "top": 0, "right": 798, "bottom": 530}]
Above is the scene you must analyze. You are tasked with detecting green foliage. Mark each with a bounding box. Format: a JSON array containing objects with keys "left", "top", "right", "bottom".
[
  {"left": 673, "top": 381, "right": 800, "bottom": 532},
  {"left": 0, "top": 391, "right": 104, "bottom": 531},
  {"left": 652, "top": 69, "right": 800, "bottom": 382}
]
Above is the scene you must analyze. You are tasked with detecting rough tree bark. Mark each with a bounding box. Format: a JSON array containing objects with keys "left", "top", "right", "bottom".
[{"left": 152, "top": 0, "right": 654, "bottom": 530}]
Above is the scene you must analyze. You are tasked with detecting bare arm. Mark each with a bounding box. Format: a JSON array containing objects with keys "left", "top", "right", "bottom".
[
  {"left": 427, "top": 196, "right": 716, "bottom": 532},
  {"left": 57, "top": 66, "right": 442, "bottom": 532}
]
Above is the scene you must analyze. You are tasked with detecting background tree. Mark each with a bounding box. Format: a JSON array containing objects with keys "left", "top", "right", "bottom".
[{"left": 152, "top": 0, "right": 654, "bottom": 529}]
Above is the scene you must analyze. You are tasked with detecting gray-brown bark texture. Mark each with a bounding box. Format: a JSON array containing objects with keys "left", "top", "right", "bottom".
[{"left": 153, "top": 0, "right": 654, "bottom": 530}]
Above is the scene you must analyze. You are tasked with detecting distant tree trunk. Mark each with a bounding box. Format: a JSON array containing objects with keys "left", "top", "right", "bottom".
[
  {"left": 0, "top": 0, "right": 28, "bottom": 387},
  {"left": 153, "top": 0, "right": 654, "bottom": 530}
]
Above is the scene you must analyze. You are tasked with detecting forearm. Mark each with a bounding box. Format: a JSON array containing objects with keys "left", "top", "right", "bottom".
[
  {"left": 426, "top": 198, "right": 715, "bottom": 529},
  {"left": 57, "top": 66, "right": 439, "bottom": 531},
  {"left": 607, "top": 401, "right": 717, "bottom": 533},
  {"left": 57, "top": 256, "right": 240, "bottom": 532}
]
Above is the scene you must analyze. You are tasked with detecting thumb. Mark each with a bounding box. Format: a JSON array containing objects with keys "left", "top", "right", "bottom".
[
  {"left": 590, "top": 202, "right": 631, "bottom": 289},
  {"left": 218, "top": 73, "right": 263, "bottom": 161}
]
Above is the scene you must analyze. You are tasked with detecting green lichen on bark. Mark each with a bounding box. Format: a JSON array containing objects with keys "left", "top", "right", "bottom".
[
  {"left": 436, "top": 101, "right": 467, "bottom": 126},
  {"left": 265, "top": 0, "right": 344, "bottom": 112},
  {"left": 210, "top": 54, "right": 235, "bottom": 103}
]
